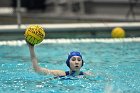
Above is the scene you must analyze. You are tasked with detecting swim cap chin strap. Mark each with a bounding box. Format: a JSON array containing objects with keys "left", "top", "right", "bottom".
[{"left": 66, "top": 51, "right": 84, "bottom": 68}]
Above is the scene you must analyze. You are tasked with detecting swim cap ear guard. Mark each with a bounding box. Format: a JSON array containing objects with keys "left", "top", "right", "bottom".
[{"left": 66, "top": 51, "right": 84, "bottom": 68}]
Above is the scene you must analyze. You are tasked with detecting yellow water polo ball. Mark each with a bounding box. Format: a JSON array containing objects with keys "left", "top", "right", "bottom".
[
  {"left": 111, "top": 27, "right": 125, "bottom": 38},
  {"left": 24, "top": 25, "right": 45, "bottom": 45}
]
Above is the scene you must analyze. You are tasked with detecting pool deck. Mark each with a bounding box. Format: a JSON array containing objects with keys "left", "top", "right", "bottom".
[{"left": 0, "top": 22, "right": 140, "bottom": 40}]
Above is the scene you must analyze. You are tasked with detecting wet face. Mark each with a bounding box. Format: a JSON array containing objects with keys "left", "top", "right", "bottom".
[{"left": 69, "top": 56, "right": 82, "bottom": 71}]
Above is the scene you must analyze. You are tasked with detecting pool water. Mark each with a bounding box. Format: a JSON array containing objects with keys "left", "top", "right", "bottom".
[{"left": 0, "top": 41, "right": 140, "bottom": 93}]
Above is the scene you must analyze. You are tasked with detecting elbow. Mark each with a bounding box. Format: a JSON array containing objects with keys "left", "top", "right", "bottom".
[
  {"left": 34, "top": 68, "right": 38, "bottom": 72},
  {"left": 33, "top": 66, "right": 41, "bottom": 73}
]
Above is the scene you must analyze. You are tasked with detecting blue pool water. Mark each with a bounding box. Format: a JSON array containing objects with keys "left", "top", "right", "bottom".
[{"left": 0, "top": 41, "right": 140, "bottom": 93}]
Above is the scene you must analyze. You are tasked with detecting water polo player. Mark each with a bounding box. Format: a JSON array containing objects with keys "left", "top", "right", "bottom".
[{"left": 27, "top": 42, "right": 91, "bottom": 77}]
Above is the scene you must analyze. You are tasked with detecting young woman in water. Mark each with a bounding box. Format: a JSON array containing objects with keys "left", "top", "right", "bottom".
[{"left": 27, "top": 42, "right": 91, "bottom": 77}]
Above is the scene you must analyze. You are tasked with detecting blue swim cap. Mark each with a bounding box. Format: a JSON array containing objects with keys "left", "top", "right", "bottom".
[{"left": 66, "top": 51, "right": 84, "bottom": 68}]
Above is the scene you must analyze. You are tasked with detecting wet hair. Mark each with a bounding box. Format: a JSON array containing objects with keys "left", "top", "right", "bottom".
[{"left": 66, "top": 51, "right": 84, "bottom": 68}]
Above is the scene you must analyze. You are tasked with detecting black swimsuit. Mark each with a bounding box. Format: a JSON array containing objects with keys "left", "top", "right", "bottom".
[
  {"left": 53, "top": 71, "right": 84, "bottom": 80},
  {"left": 65, "top": 71, "right": 84, "bottom": 76}
]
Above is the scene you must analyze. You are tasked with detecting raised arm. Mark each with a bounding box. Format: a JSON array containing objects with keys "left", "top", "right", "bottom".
[
  {"left": 28, "top": 44, "right": 41, "bottom": 72},
  {"left": 27, "top": 43, "right": 66, "bottom": 76}
]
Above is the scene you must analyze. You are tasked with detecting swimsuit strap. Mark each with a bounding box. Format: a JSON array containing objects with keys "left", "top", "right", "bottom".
[
  {"left": 79, "top": 71, "right": 84, "bottom": 75},
  {"left": 65, "top": 71, "right": 70, "bottom": 76}
]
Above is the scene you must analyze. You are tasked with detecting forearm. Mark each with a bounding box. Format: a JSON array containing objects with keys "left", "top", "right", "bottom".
[{"left": 28, "top": 45, "right": 41, "bottom": 71}]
